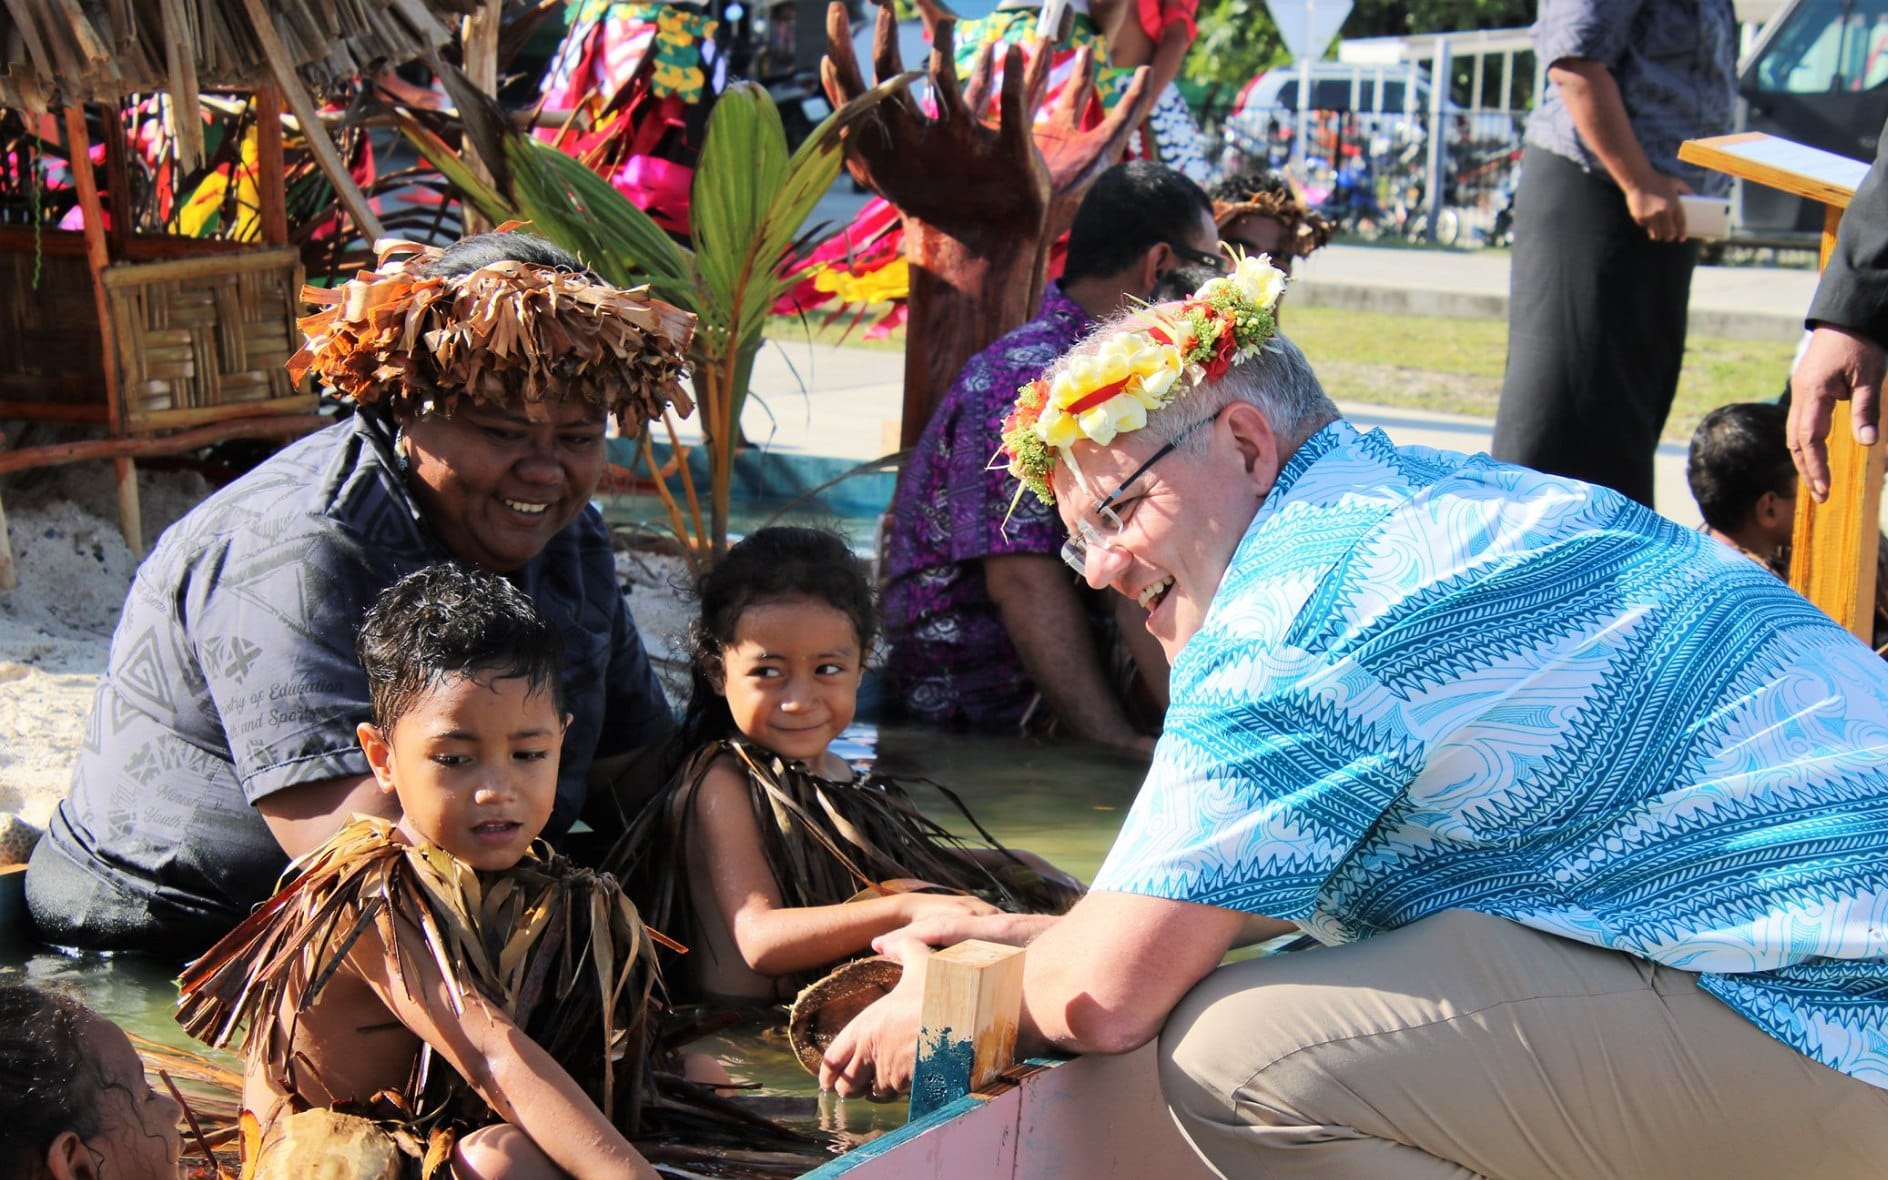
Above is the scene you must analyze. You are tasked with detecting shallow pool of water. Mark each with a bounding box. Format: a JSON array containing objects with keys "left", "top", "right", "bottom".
[{"left": 0, "top": 724, "right": 1146, "bottom": 1154}]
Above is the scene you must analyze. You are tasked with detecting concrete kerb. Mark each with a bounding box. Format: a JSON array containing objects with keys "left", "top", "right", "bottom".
[{"left": 1288, "top": 243, "right": 1816, "bottom": 342}]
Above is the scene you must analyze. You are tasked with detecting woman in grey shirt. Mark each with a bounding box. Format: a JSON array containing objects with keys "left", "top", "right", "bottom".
[{"left": 27, "top": 231, "right": 692, "bottom": 956}]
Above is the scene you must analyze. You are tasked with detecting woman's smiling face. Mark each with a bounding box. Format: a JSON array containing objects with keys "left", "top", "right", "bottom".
[{"left": 400, "top": 398, "right": 609, "bottom": 572}]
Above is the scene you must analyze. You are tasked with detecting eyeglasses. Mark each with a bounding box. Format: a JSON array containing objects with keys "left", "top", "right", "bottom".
[
  {"left": 1060, "top": 411, "right": 1221, "bottom": 577},
  {"left": 1168, "top": 243, "right": 1229, "bottom": 274}
]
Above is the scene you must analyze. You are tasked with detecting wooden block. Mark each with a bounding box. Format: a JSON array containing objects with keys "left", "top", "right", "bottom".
[{"left": 909, "top": 939, "right": 1025, "bottom": 1119}]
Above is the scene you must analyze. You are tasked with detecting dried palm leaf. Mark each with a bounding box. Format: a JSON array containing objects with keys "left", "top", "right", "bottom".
[
  {"left": 611, "top": 740, "right": 1081, "bottom": 1000},
  {"left": 287, "top": 234, "right": 696, "bottom": 436},
  {"left": 175, "top": 816, "right": 811, "bottom": 1172}
]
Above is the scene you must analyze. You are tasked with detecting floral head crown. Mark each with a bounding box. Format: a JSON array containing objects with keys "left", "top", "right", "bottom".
[
  {"left": 287, "top": 232, "right": 697, "bottom": 433},
  {"left": 999, "top": 252, "right": 1287, "bottom": 504}
]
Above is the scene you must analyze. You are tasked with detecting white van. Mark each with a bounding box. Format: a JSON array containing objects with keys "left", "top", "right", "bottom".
[{"left": 1233, "top": 63, "right": 1439, "bottom": 119}]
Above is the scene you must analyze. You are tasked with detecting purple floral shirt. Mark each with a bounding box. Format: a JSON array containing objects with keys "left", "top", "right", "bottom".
[{"left": 882, "top": 283, "right": 1093, "bottom": 728}]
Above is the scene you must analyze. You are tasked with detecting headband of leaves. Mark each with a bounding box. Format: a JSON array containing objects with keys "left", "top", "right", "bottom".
[{"left": 288, "top": 236, "right": 697, "bottom": 433}]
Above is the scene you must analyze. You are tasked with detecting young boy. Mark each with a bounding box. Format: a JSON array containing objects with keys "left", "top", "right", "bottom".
[
  {"left": 1686, "top": 401, "right": 1797, "bottom": 573},
  {"left": 1687, "top": 400, "right": 1888, "bottom": 652},
  {"left": 178, "top": 564, "right": 660, "bottom": 1180}
]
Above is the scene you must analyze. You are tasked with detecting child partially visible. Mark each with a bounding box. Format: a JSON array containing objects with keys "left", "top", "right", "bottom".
[
  {"left": 1687, "top": 402, "right": 1796, "bottom": 574},
  {"left": 617, "top": 527, "right": 1079, "bottom": 1003},
  {"left": 178, "top": 564, "right": 660, "bottom": 1180},
  {"left": 1, "top": 983, "right": 184, "bottom": 1180},
  {"left": 1208, "top": 170, "right": 1333, "bottom": 282},
  {"left": 1688, "top": 401, "right": 1888, "bottom": 651}
]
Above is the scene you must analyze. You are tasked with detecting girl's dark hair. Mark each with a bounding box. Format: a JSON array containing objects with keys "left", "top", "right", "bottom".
[
  {"left": 357, "top": 562, "right": 566, "bottom": 731},
  {"left": 421, "top": 230, "right": 595, "bottom": 280},
  {"left": 0, "top": 984, "right": 103, "bottom": 1177},
  {"left": 680, "top": 527, "right": 877, "bottom": 748}
]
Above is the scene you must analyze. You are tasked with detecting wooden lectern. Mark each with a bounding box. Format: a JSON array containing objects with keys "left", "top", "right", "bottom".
[{"left": 1679, "top": 133, "right": 1879, "bottom": 641}]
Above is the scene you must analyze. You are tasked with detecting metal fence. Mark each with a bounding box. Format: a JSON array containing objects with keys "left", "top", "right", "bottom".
[{"left": 1206, "top": 103, "right": 1528, "bottom": 248}]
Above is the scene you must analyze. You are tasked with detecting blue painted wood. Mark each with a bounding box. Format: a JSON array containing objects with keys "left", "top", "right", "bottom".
[
  {"left": 798, "top": 1089, "right": 988, "bottom": 1177},
  {"left": 908, "top": 1024, "right": 976, "bottom": 1119}
]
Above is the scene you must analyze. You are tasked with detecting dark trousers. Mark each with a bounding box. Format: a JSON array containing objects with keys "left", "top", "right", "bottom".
[{"left": 1493, "top": 147, "right": 1700, "bottom": 507}]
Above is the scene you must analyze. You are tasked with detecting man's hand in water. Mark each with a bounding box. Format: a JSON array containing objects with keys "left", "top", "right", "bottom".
[
  {"left": 819, "top": 935, "right": 932, "bottom": 1098},
  {"left": 1790, "top": 324, "right": 1886, "bottom": 500}
]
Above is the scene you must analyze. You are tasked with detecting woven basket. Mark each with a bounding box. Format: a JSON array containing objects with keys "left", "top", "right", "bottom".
[{"left": 102, "top": 246, "right": 315, "bottom": 431}]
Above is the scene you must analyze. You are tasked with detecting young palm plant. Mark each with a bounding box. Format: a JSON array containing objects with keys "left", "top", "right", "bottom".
[{"left": 407, "top": 75, "right": 906, "bottom": 561}]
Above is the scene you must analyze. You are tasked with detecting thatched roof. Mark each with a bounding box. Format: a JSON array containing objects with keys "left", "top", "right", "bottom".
[{"left": 0, "top": 0, "right": 480, "bottom": 113}]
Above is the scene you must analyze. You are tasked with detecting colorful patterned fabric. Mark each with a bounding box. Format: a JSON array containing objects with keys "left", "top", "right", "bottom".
[
  {"left": 882, "top": 283, "right": 1093, "bottom": 728},
  {"left": 1094, "top": 420, "right": 1888, "bottom": 1088},
  {"left": 950, "top": 9, "right": 1133, "bottom": 119},
  {"left": 1525, "top": 0, "right": 1736, "bottom": 194},
  {"left": 540, "top": 0, "right": 719, "bottom": 107}
]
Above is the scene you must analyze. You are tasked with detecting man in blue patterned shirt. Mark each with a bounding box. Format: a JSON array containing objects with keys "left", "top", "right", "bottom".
[{"left": 823, "top": 262, "right": 1888, "bottom": 1176}]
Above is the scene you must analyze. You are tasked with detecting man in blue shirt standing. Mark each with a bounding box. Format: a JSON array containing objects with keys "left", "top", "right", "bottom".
[
  {"left": 821, "top": 257, "right": 1888, "bottom": 1177},
  {"left": 1493, "top": 0, "right": 1736, "bottom": 507}
]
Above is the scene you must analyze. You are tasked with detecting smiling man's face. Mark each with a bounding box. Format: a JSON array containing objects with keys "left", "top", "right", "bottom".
[{"left": 1053, "top": 410, "right": 1274, "bottom": 661}]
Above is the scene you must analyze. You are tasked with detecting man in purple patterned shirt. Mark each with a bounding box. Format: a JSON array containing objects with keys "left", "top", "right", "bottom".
[{"left": 881, "top": 163, "right": 1218, "bottom": 753}]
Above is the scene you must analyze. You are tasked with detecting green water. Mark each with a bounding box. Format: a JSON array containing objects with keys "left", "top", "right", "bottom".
[
  {"left": 599, "top": 491, "right": 882, "bottom": 553},
  {"left": 0, "top": 724, "right": 1146, "bottom": 1149}
]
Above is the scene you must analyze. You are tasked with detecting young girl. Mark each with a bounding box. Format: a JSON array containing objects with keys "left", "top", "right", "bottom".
[{"left": 618, "top": 527, "right": 1078, "bottom": 1003}]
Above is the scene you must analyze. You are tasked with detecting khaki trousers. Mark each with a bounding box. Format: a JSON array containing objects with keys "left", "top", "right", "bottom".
[{"left": 1159, "top": 909, "right": 1888, "bottom": 1179}]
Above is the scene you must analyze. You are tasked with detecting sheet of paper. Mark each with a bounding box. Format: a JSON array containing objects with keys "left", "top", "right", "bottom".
[
  {"left": 1707, "top": 137, "right": 1869, "bottom": 193},
  {"left": 1681, "top": 194, "right": 1731, "bottom": 240}
]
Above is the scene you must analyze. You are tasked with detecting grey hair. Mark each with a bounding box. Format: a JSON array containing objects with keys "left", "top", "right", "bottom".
[
  {"left": 1041, "top": 307, "right": 1339, "bottom": 460},
  {"left": 1146, "top": 329, "right": 1336, "bottom": 457}
]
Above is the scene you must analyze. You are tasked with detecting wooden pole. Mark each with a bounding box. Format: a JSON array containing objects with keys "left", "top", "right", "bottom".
[
  {"left": 236, "top": 0, "right": 387, "bottom": 243},
  {"left": 102, "top": 101, "right": 132, "bottom": 256},
  {"left": 1788, "top": 203, "right": 1886, "bottom": 642},
  {"left": 256, "top": 87, "right": 289, "bottom": 247},
  {"left": 61, "top": 104, "right": 145, "bottom": 558},
  {"left": 908, "top": 940, "right": 1025, "bottom": 1119},
  {"left": 0, "top": 489, "right": 16, "bottom": 591},
  {"left": 0, "top": 414, "right": 328, "bottom": 477},
  {"left": 461, "top": 0, "right": 503, "bottom": 235}
]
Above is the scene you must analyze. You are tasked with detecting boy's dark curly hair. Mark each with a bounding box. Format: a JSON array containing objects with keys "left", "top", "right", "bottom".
[
  {"left": 357, "top": 562, "right": 566, "bottom": 732},
  {"left": 0, "top": 983, "right": 103, "bottom": 1177},
  {"left": 680, "top": 527, "right": 877, "bottom": 749},
  {"left": 1686, "top": 402, "right": 1794, "bottom": 533}
]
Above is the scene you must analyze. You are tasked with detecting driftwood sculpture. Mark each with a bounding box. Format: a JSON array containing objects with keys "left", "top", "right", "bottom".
[{"left": 822, "top": 0, "right": 1156, "bottom": 444}]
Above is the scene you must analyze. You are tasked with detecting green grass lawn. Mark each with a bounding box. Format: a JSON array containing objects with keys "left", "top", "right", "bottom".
[
  {"left": 767, "top": 304, "right": 1797, "bottom": 443},
  {"left": 1281, "top": 305, "right": 1796, "bottom": 443}
]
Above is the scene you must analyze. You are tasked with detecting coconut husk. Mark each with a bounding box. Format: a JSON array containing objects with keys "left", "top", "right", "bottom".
[
  {"left": 785, "top": 956, "right": 903, "bottom": 1076},
  {"left": 611, "top": 739, "right": 1081, "bottom": 1002},
  {"left": 250, "top": 1109, "right": 403, "bottom": 1180},
  {"left": 287, "top": 234, "right": 696, "bottom": 436}
]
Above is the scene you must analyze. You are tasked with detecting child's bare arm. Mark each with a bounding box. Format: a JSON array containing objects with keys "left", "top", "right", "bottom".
[
  {"left": 694, "top": 759, "right": 998, "bottom": 977},
  {"left": 348, "top": 914, "right": 658, "bottom": 1180}
]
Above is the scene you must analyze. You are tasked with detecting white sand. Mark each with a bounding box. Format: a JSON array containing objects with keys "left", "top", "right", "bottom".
[{"left": 0, "top": 463, "right": 699, "bottom": 859}]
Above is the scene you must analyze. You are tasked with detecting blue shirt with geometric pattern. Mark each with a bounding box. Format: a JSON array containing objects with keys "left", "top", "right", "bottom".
[{"left": 1094, "top": 421, "right": 1888, "bottom": 1088}]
